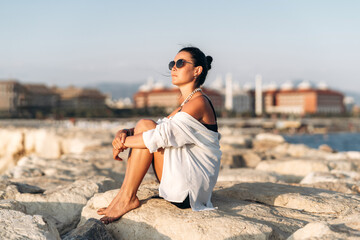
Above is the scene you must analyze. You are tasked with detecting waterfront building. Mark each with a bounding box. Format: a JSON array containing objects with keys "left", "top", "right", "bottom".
[
  {"left": 23, "top": 84, "right": 59, "bottom": 108},
  {"left": 0, "top": 80, "right": 26, "bottom": 116},
  {"left": 133, "top": 87, "right": 223, "bottom": 113},
  {"left": 53, "top": 86, "right": 107, "bottom": 109},
  {"left": 264, "top": 80, "right": 344, "bottom": 115},
  {"left": 344, "top": 96, "right": 355, "bottom": 113},
  {"left": 210, "top": 75, "right": 252, "bottom": 114},
  {"left": 105, "top": 97, "right": 133, "bottom": 109}
]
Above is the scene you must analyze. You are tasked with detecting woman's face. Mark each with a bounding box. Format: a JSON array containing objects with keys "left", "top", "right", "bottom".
[{"left": 171, "top": 51, "right": 198, "bottom": 87}]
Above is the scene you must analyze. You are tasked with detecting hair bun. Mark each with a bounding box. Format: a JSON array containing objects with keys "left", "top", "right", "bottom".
[{"left": 205, "top": 56, "right": 213, "bottom": 70}]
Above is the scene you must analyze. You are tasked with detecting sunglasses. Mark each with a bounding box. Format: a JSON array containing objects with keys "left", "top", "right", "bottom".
[{"left": 168, "top": 59, "right": 194, "bottom": 70}]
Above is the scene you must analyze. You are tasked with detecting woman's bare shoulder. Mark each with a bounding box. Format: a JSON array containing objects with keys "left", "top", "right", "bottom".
[{"left": 181, "top": 95, "right": 208, "bottom": 121}]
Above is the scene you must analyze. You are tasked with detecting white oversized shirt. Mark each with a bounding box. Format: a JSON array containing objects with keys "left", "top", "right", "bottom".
[{"left": 142, "top": 111, "right": 222, "bottom": 211}]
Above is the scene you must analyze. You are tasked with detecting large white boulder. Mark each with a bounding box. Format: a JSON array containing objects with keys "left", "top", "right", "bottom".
[
  {"left": 215, "top": 181, "right": 360, "bottom": 214},
  {"left": 217, "top": 168, "right": 281, "bottom": 183},
  {"left": 15, "top": 176, "right": 118, "bottom": 235},
  {"left": 0, "top": 129, "right": 24, "bottom": 158},
  {"left": 79, "top": 183, "right": 274, "bottom": 240},
  {"left": 287, "top": 221, "right": 360, "bottom": 240},
  {"left": 79, "top": 181, "right": 360, "bottom": 239},
  {"left": 0, "top": 209, "right": 60, "bottom": 240},
  {"left": 256, "top": 159, "right": 330, "bottom": 178},
  {"left": 299, "top": 170, "right": 360, "bottom": 194}
]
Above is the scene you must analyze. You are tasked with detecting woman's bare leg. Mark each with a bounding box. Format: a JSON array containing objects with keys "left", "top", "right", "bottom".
[{"left": 97, "top": 119, "right": 164, "bottom": 224}]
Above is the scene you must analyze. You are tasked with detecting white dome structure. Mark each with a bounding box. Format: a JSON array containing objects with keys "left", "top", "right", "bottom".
[
  {"left": 317, "top": 81, "right": 328, "bottom": 90},
  {"left": 297, "top": 80, "right": 314, "bottom": 90},
  {"left": 153, "top": 81, "right": 165, "bottom": 90},
  {"left": 280, "top": 81, "right": 294, "bottom": 90},
  {"left": 264, "top": 82, "right": 278, "bottom": 91},
  {"left": 139, "top": 84, "right": 151, "bottom": 92}
]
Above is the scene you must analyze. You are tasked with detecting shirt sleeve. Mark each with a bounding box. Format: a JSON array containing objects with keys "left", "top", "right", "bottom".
[{"left": 142, "top": 115, "right": 196, "bottom": 153}]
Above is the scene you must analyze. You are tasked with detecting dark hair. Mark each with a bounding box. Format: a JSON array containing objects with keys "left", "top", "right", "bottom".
[{"left": 179, "top": 47, "right": 213, "bottom": 87}]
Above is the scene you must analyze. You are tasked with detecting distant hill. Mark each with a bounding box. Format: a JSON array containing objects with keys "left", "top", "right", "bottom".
[{"left": 87, "top": 82, "right": 142, "bottom": 100}]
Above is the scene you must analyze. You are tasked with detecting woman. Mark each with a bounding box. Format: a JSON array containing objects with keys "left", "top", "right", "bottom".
[{"left": 97, "top": 47, "right": 222, "bottom": 224}]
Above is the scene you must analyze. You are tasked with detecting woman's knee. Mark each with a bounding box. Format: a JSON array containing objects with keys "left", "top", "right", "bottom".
[{"left": 134, "top": 119, "right": 156, "bottom": 134}]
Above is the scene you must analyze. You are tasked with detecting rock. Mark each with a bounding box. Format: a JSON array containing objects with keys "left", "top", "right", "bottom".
[
  {"left": 60, "top": 131, "right": 109, "bottom": 155},
  {"left": 0, "top": 156, "right": 16, "bottom": 176},
  {"left": 0, "top": 209, "right": 60, "bottom": 240},
  {"left": 10, "top": 181, "right": 45, "bottom": 194},
  {"left": 2, "top": 185, "right": 20, "bottom": 199},
  {"left": 300, "top": 171, "right": 360, "bottom": 194},
  {"left": 301, "top": 171, "right": 360, "bottom": 185},
  {"left": 220, "top": 149, "right": 247, "bottom": 168},
  {"left": 241, "top": 151, "right": 262, "bottom": 168},
  {"left": 326, "top": 151, "right": 360, "bottom": 161},
  {"left": 63, "top": 218, "right": 114, "bottom": 240},
  {"left": 0, "top": 129, "right": 24, "bottom": 159},
  {"left": 215, "top": 182, "right": 360, "bottom": 215},
  {"left": 79, "top": 183, "right": 274, "bottom": 240},
  {"left": 346, "top": 151, "right": 360, "bottom": 160},
  {"left": 217, "top": 168, "right": 281, "bottom": 183},
  {"left": 0, "top": 129, "right": 24, "bottom": 173},
  {"left": 9, "top": 177, "right": 71, "bottom": 192},
  {"left": 255, "top": 133, "right": 285, "bottom": 143},
  {"left": 319, "top": 144, "right": 334, "bottom": 153},
  {"left": 15, "top": 176, "right": 118, "bottom": 235},
  {"left": 221, "top": 150, "right": 262, "bottom": 168},
  {"left": 252, "top": 133, "right": 285, "bottom": 151},
  {"left": 220, "top": 135, "right": 253, "bottom": 149},
  {"left": 287, "top": 221, "right": 360, "bottom": 240},
  {"left": 0, "top": 199, "right": 26, "bottom": 212},
  {"left": 34, "top": 130, "right": 62, "bottom": 159},
  {"left": 300, "top": 181, "right": 359, "bottom": 194},
  {"left": 79, "top": 181, "right": 360, "bottom": 239},
  {"left": 256, "top": 159, "right": 330, "bottom": 181},
  {"left": 327, "top": 160, "right": 355, "bottom": 171},
  {"left": 273, "top": 143, "right": 310, "bottom": 158}
]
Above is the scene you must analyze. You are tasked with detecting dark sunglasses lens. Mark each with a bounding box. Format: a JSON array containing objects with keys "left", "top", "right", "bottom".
[
  {"left": 169, "top": 61, "right": 175, "bottom": 70},
  {"left": 176, "top": 59, "right": 185, "bottom": 68}
]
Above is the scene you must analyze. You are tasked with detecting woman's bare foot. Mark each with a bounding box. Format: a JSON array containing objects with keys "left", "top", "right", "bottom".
[{"left": 97, "top": 191, "right": 140, "bottom": 224}]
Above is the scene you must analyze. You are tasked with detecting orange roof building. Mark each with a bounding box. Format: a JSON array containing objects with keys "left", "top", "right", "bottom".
[
  {"left": 264, "top": 88, "right": 344, "bottom": 115},
  {"left": 133, "top": 87, "right": 223, "bottom": 113}
]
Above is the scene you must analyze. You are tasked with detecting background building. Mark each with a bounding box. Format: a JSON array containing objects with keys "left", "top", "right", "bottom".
[
  {"left": 133, "top": 87, "right": 223, "bottom": 113},
  {"left": 263, "top": 81, "right": 344, "bottom": 115},
  {"left": 53, "top": 86, "right": 106, "bottom": 110},
  {"left": 0, "top": 80, "right": 27, "bottom": 116},
  {"left": 210, "top": 75, "right": 252, "bottom": 114},
  {"left": 23, "top": 84, "right": 59, "bottom": 108}
]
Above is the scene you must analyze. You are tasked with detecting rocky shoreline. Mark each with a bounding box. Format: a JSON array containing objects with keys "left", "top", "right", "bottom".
[{"left": 0, "top": 123, "right": 360, "bottom": 239}]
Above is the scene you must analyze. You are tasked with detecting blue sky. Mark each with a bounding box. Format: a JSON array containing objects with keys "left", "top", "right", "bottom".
[{"left": 1, "top": 0, "right": 359, "bottom": 93}]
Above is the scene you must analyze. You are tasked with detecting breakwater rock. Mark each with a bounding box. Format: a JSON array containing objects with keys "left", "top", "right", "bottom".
[{"left": 1, "top": 126, "right": 360, "bottom": 239}]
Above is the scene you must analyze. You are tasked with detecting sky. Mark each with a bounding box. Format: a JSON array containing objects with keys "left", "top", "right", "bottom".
[{"left": 1, "top": 0, "right": 360, "bottom": 93}]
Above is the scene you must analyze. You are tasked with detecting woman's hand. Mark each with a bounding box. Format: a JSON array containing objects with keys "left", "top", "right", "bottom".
[
  {"left": 112, "top": 129, "right": 129, "bottom": 161},
  {"left": 112, "top": 148, "right": 123, "bottom": 161}
]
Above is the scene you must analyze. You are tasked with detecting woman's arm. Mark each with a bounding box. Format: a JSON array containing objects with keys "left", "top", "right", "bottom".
[{"left": 123, "top": 133, "right": 147, "bottom": 149}]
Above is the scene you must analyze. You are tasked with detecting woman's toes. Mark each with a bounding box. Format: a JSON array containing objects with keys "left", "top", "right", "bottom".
[
  {"left": 100, "top": 216, "right": 109, "bottom": 224},
  {"left": 97, "top": 207, "right": 107, "bottom": 215}
]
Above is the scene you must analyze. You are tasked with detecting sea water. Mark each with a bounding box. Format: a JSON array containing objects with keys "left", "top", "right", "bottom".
[{"left": 282, "top": 132, "right": 360, "bottom": 152}]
